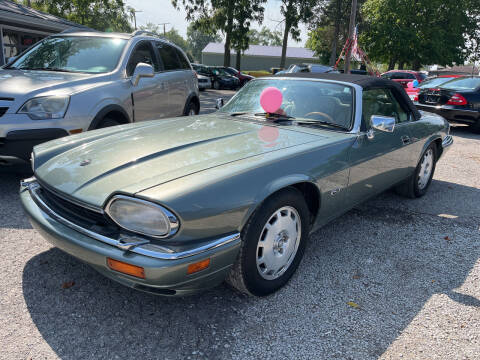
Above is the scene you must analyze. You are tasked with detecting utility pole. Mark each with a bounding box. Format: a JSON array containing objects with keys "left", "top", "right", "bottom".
[
  {"left": 158, "top": 23, "right": 170, "bottom": 36},
  {"left": 131, "top": 9, "right": 143, "bottom": 30},
  {"left": 344, "top": 0, "right": 357, "bottom": 74}
]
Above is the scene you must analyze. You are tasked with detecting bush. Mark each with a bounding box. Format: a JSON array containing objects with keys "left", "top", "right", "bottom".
[{"left": 244, "top": 70, "right": 272, "bottom": 78}]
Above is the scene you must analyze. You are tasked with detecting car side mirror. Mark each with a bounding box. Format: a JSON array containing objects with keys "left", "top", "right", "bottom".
[
  {"left": 131, "top": 62, "right": 154, "bottom": 86},
  {"left": 215, "top": 98, "right": 224, "bottom": 109},
  {"left": 367, "top": 115, "right": 396, "bottom": 139}
]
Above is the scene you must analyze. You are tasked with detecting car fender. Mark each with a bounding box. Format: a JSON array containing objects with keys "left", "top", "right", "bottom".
[
  {"left": 240, "top": 173, "right": 318, "bottom": 229},
  {"left": 88, "top": 103, "right": 132, "bottom": 130},
  {"left": 416, "top": 134, "right": 443, "bottom": 164}
]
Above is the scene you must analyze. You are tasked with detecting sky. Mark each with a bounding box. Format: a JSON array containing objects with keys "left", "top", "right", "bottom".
[{"left": 125, "top": 0, "right": 309, "bottom": 47}]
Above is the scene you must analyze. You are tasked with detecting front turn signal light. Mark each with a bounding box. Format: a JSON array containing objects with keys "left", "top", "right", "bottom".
[
  {"left": 187, "top": 258, "right": 210, "bottom": 274},
  {"left": 107, "top": 258, "right": 145, "bottom": 279}
]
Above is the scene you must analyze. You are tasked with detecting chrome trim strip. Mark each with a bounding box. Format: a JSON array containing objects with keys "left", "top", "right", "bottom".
[
  {"left": 442, "top": 135, "right": 453, "bottom": 148},
  {"left": 27, "top": 181, "right": 241, "bottom": 260}
]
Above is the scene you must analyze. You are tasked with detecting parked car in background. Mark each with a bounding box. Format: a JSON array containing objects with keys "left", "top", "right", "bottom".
[
  {"left": 416, "top": 76, "right": 480, "bottom": 133},
  {"left": 381, "top": 70, "right": 426, "bottom": 88},
  {"left": 0, "top": 30, "right": 199, "bottom": 167},
  {"left": 192, "top": 64, "right": 240, "bottom": 90},
  {"left": 223, "top": 67, "right": 254, "bottom": 87},
  {"left": 209, "top": 67, "right": 241, "bottom": 89},
  {"left": 196, "top": 73, "right": 211, "bottom": 91},
  {"left": 408, "top": 75, "right": 463, "bottom": 101},
  {"left": 277, "top": 63, "right": 338, "bottom": 75},
  {"left": 21, "top": 73, "right": 452, "bottom": 297}
]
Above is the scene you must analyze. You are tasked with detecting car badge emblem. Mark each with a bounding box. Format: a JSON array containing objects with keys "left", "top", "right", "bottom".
[{"left": 80, "top": 159, "right": 91, "bottom": 166}]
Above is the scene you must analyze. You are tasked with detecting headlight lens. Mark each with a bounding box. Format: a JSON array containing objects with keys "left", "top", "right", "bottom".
[
  {"left": 18, "top": 96, "right": 70, "bottom": 120},
  {"left": 106, "top": 196, "right": 179, "bottom": 238}
]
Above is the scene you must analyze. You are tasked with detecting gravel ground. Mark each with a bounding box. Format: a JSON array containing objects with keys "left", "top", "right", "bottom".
[{"left": 0, "top": 104, "right": 478, "bottom": 359}]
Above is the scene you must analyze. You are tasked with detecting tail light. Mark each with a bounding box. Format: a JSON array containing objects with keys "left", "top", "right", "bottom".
[
  {"left": 193, "top": 71, "right": 198, "bottom": 78},
  {"left": 446, "top": 93, "right": 467, "bottom": 106},
  {"left": 414, "top": 95, "right": 419, "bottom": 102}
]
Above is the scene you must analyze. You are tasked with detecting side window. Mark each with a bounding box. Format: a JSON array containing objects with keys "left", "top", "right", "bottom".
[
  {"left": 126, "top": 41, "right": 159, "bottom": 76},
  {"left": 174, "top": 48, "right": 191, "bottom": 69},
  {"left": 156, "top": 43, "right": 181, "bottom": 71},
  {"left": 362, "top": 88, "right": 409, "bottom": 126}
]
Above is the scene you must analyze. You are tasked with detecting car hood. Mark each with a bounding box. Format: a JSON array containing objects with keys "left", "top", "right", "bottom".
[
  {"left": 34, "top": 115, "right": 323, "bottom": 207},
  {"left": 0, "top": 69, "right": 99, "bottom": 97}
]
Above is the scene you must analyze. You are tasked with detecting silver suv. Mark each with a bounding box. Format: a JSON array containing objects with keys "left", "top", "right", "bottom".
[{"left": 0, "top": 30, "right": 199, "bottom": 166}]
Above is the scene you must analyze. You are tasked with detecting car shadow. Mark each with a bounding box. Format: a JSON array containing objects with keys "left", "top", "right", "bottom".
[
  {"left": 450, "top": 125, "right": 480, "bottom": 140},
  {"left": 0, "top": 172, "right": 32, "bottom": 229},
  {"left": 21, "top": 178, "right": 479, "bottom": 359}
]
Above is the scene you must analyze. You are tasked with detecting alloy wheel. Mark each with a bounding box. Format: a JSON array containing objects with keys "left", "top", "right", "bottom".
[{"left": 418, "top": 148, "right": 434, "bottom": 189}]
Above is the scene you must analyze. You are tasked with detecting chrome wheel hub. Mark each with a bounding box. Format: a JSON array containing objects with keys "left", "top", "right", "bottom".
[
  {"left": 418, "top": 148, "right": 433, "bottom": 190},
  {"left": 256, "top": 206, "right": 301, "bottom": 280}
]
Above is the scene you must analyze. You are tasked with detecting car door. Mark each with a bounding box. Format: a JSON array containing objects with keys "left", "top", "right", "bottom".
[
  {"left": 156, "top": 42, "right": 188, "bottom": 117},
  {"left": 347, "top": 87, "right": 415, "bottom": 205},
  {"left": 127, "top": 40, "right": 169, "bottom": 121}
]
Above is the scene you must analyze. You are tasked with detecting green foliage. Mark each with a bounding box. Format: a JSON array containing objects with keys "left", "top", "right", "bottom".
[
  {"left": 279, "top": 0, "right": 317, "bottom": 68},
  {"left": 139, "top": 23, "right": 194, "bottom": 60},
  {"left": 248, "top": 26, "right": 283, "bottom": 46},
  {"left": 186, "top": 23, "right": 222, "bottom": 61},
  {"left": 172, "top": 0, "right": 266, "bottom": 67},
  {"left": 361, "top": 0, "right": 480, "bottom": 69},
  {"left": 19, "top": 0, "right": 133, "bottom": 32}
]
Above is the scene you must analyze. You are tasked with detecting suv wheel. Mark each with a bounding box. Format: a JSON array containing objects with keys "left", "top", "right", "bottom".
[
  {"left": 213, "top": 81, "right": 221, "bottom": 90},
  {"left": 95, "top": 116, "right": 121, "bottom": 129},
  {"left": 184, "top": 101, "right": 199, "bottom": 116}
]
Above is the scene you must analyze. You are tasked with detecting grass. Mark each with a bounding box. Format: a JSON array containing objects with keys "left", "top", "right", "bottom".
[{"left": 244, "top": 70, "right": 272, "bottom": 77}]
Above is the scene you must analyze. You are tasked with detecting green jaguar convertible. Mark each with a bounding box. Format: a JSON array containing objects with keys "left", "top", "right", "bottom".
[{"left": 20, "top": 73, "right": 453, "bottom": 296}]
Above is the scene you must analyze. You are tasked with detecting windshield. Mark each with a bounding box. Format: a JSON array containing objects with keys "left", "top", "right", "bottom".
[
  {"left": 439, "top": 77, "right": 480, "bottom": 91},
  {"left": 8, "top": 36, "right": 127, "bottom": 73},
  {"left": 419, "top": 77, "right": 458, "bottom": 89},
  {"left": 220, "top": 79, "right": 354, "bottom": 130}
]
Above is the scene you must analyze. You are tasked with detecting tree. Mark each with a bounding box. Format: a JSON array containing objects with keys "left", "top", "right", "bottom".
[
  {"left": 230, "top": 0, "right": 265, "bottom": 70},
  {"left": 172, "top": 0, "right": 265, "bottom": 67},
  {"left": 248, "top": 26, "right": 283, "bottom": 46},
  {"left": 186, "top": 23, "right": 222, "bottom": 62},
  {"left": 278, "top": 0, "right": 317, "bottom": 69},
  {"left": 20, "top": 0, "right": 133, "bottom": 32},
  {"left": 361, "top": 0, "right": 479, "bottom": 70},
  {"left": 139, "top": 23, "right": 193, "bottom": 60}
]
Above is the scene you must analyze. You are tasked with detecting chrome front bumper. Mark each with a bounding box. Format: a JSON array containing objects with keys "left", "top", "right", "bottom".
[{"left": 20, "top": 179, "right": 242, "bottom": 295}]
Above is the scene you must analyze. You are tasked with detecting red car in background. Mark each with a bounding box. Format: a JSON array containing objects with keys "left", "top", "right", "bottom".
[
  {"left": 381, "top": 70, "right": 426, "bottom": 88},
  {"left": 223, "top": 67, "right": 255, "bottom": 87}
]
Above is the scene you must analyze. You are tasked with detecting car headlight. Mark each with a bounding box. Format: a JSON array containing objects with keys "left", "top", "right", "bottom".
[
  {"left": 106, "top": 195, "right": 179, "bottom": 238},
  {"left": 18, "top": 96, "right": 70, "bottom": 120}
]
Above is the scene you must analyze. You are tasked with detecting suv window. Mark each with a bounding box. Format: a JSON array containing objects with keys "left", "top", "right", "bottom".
[
  {"left": 157, "top": 43, "right": 181, "bottom": 71},
  {"left": 174, "top": 48, "right": 191, "bottom": 69},
  {"left": 126, "top": 41, "right": 159, "bottom": 76},
  {"left": 362, "top": 88, "right": 409, "bottom": 125}
]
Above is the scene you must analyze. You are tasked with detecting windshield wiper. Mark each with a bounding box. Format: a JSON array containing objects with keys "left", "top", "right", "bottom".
[
  {"left": 254, "top": 112, "right": 296, "bottom": 120},
  {"left": 271, "top": 117, "right": 350, "bottom": 131}
]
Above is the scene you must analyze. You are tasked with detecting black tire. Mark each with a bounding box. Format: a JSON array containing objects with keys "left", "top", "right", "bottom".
[
  {"left": 213, "top": 81, "right": 221, "bottom": 90},
  {"left": 469, "top": 120, "right": 480, "bottom": 134},
  {"left": 95, "top": 116, "right": 121, "bottom": 129},
  {"left": 199, "top": 87, "right": 206, "bottom": 92},
  {"left": 226, "top": 187, "right": 310, "bottom": 296},
  {"left": 395, "top": 143, "right": 437, "bottom": 198},
  {"left": 184, "top": 101, "right": 199, "bottom": 116}
]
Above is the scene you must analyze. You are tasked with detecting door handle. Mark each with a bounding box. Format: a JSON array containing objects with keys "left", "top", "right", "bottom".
[{"left": 401, "top": 135, "right": 411, "bottom": 145}]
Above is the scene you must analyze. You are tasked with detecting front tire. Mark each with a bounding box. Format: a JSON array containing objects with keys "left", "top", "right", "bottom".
[
  {"left": 184, "top": 101, "right": 199, "bottom": 116},
  {"left": 213, "top": 81, "right": 220, "bottom": 90},
  {"left": 227, "top": 188, "right": 310, "bottom": 296},
  {"left": 95, "top": 116, "right": 121, "bottom": 129},
  {"left": 395, "top": 143, "right": 437, "bottom": 198}
]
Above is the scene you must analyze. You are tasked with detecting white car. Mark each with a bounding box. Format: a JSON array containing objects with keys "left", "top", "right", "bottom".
[{"left": 197, "top": 73, "right": 211, "bottom": 91}]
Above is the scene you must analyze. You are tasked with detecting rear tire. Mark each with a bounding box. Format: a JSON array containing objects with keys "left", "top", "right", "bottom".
[
  {"left": 395, "top": 143, "right": 437, "bottom": 198},
  {"left": 214, "top": 81, "right": 220, "bottom": 90},
  {"left": 95, "top": 116, "right": 121, "bottom": 129},
  {"left": 226, "top": 187, "right": 310, "bottom": 296},
  {"left": 469, "top": 120, "right": 480, "bottom": 134}
]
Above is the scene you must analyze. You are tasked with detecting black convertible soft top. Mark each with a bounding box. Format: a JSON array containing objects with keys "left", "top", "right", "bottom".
[{"left": 275, "top": 73, "right": 421, "bottom": 121}]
